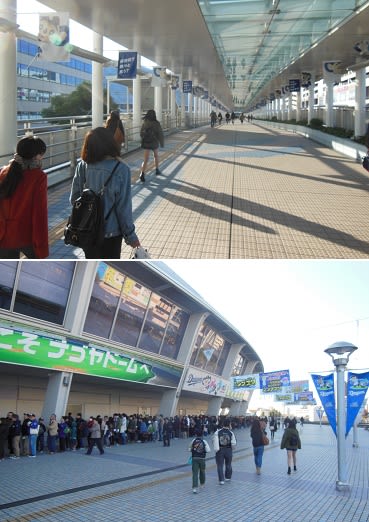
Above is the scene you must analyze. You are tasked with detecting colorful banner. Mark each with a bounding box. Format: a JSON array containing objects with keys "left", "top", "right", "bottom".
[
  {"left": 301, "top": 72, "right": 312, "bottom": 88},
  {"left": 232, "top": 374, "right": 258, "bottom": 390},
  {"left": 38, "top": 12, "right": 71, "bottom": 62},
  {"left": 322, "top": 61, "right": 345, "bottom": 82},
  {"left": 295, "top": 391, "right": 314, "bottom": 402},
  {"left": 259, "top": 369, "right": 290, "bottom": 393},
  {"left": 346, "top": 371, "right": 369, "bottom": 436},
  {"left": 170, "top": 74, "right": 180, "bottom": 90},
  {"left": 275, "top": 393, "right": 293, "bottom": 402},
  {"left": 183, "top": 367, "right": 227, "bottom": 396},
  {"left": 151, "top": 67, "right": 167, "bottom": 87},
  {"left": 117, "top": 52, "right": 137, "bottom": 79},
  {"left": 311, "top": 373, "right": 336, "bottom": 435},
  {"left": 0, "top": 325, "right": 182, "bottom": 387},
  {"left": 182, "top": 80, "right": 192, "bottom": 93}
]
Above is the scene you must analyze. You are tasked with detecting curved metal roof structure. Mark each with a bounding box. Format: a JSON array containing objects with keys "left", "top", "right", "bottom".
[{"left": 39, "top": 0, "right": 369, "bottom": 110}]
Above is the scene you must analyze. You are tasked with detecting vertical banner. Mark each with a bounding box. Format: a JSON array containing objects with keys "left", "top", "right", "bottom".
[
  {"left": 311, "top": 373, "right": 336, "bottom": 435},
  {"left": 38, "top": 12, "right": 71, "bottom": 62},
  {"left": 346, "top": 371, "right": 369, "bottom": 436},
  {"left": 301, "top": 72, "right": 312, "bottom": 88},
  {"left": 152, "top": 67, "right": 167, "bottom": 87},
  {"left": 182, "top": 80, "right": 192, "bottom": 94},
  {"left": 118, "top": 52, "right": 137, "bottom": 79},
  {"left": 322, "top": 61, "right": 345, "bottom": 82},
  {"left": 170, "top": 74, "right": 180, "bottom": 90}
]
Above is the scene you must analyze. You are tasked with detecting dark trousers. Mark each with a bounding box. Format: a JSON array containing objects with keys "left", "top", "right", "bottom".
[
  {"left": 192, "top": 457, "right": 206, "bottom": 488},
  {"left": 215, "top": 447, "right": 233, "bottom": 481},
  {"left": 86, "top": 437, "right": 104, "bottom": 454},
  {"left": 84, "top": 236, "right": 122, "bottom": 259}
]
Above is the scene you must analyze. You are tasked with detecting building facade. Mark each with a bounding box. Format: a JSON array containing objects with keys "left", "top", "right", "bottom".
[{"left": 0, "top": 261, "right": 263, "bottom": 421}]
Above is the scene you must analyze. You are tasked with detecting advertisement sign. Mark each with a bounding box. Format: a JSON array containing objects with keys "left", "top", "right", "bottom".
[
  {"left": 295, "top": 391, "right": 314, "bottom": 402},
  {"left": 275, "top": 393, "right": 293, "bottom": 402},
  {"left": 322, "top": 61, "right": 345, "bottom": 82},
  {"left": 232, "top": 374, "right": 258, "bottom": 390},
  {"left": 183, "top": 80, "right": 193, "bottom": 93},
  {"left": 0, "top": 325, "right": 182, "bottom": 387},
  {"left": 152, "top": 67, "right": 167, "bottom": 87},
  {"left": 346, "top": 371, "right": 369, "bottom": 436},
  {"left": 118, "top": 52, "right": 137, "bottom": 79},
  {"left": 38, "top": 12, "right": 71, "bottom": 62},
  {"left": 183, "top": 367, "right": 227, "bottom": 396},
  {"left": 259, "top": 369, "right": 290, "bottom": 393},
  {"left": 289, "top": 79, "right": 301, "bottom": 92},
  {"left": 311, "top": 373, "right": 336, "bottom": 435}
]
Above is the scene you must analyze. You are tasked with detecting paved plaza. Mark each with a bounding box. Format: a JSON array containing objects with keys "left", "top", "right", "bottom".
[
  {"left": 0, "top": 423, "right": 368, "bottom": 522},
  {"left": 47, "top": 122, "right": 369, "bottom": 260}
]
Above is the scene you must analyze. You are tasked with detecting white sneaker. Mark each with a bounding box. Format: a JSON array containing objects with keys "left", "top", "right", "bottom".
[
  {"left": 192, "top": 488, "right": 198, "bottom": 494},
  {"left": 219, "top": 481, "right": 225, "bottom": 485}
]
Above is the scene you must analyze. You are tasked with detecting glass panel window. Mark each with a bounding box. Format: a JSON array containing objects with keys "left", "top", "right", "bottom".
[
  {"left": 232, "top": 354, "right": 245, "bottom": 376},
  {"left": 0, "top": 261, "right": 17, "bottom": 311},
  {"left": 160, "top": 306, "right": 189, "bottom": 359},
  {"left": 84, "top": 262, "right": 124, "bottom": 339},
  {"left": 191, "top": 322, "right": 228, "bottom": 374},
  {"left": 214, "top": 340, "right": 230, "bottom": 375},
  {"left": 138, "top": 293, "right": 171, "bottom": 354},
  {"left": 14, "top": 262, "right": 75, "bottom": 324},
  {"left": 111, "top": 277, "right": 150, "bottom": 347}
]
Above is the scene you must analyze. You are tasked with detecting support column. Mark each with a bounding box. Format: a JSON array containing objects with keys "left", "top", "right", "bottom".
[
  {"left": 287, "top": 92, "right": 293, "bottom": 120},
  {"left": 132, "top": 54, "right": 142, "bottom": 141},
  {"left": 41, "top": 372, "right": 73, "bottom": 421},
  {"left": 171, "top": 87, "right": 176, "bottom": 128},
  {"left": 0, "top": 0, "right": 17, "bottom": 157},
  {"left": 207, "top": 397, "right": 223, "bottom": 416},
  {"left": 154, "top": 85, "right": 163, "bottom": 124},
  {"left": 308, "top": 76, "right": 315, "bottom": 124},
  {"left": 280, "top": 96, "right": 285, "bottom": 121},
  {"left": 181, "top": 90, "right": 186, "bottom": 127},
  {"left": 296, "top": 91, "right": 301, "bottom": 122},
  {"left": 354, "top": 66, "right": 366, "bottom": 138},
  {"left": 92, "top": 32, "right": 104, "bottom": 128},
  {"left": 188, "top": 91, "right": 193, "bottom": 127},
  {"left": 325, "top": 80, "right": 334, "bottom": 127}
]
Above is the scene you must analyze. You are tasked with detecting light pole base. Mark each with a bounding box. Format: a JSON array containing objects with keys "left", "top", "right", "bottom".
[
  {"left": 336, "top": 481, "right": 350, "bottom": 491},
  {"left": 352, "top": 442, "right": 359, "bottom": 448}
]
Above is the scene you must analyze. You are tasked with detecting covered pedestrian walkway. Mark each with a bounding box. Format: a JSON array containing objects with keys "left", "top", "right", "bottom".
[{"left": 48, "top": 121, "right": 369, "bottom": 259}]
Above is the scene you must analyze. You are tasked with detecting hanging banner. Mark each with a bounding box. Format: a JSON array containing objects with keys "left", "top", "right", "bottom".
[
  {"left": 232, "top": 374, "right": 258, "bottom": 390},
  {"left": 170, "top": 74, "right": 180, "bottom": 90},
  {"left": 151, "top": 67, "right": 167, "bottom": 87},
  {"left": 346, "top": 371, "right": 369, "bottom": 436},
  {"left": 275, "top": 393, "right": 293, "bottom": 402},
  {"left": 322, "top": 61, "right": 345, "bottom": 82},
  {"left": 118, "top": 52, "right": 137, "bottom": 79},
  {"left": 183, "top": 367, "right": 227, "bottom": 396},
  {"left": 301, "top": 72, "right": 312, "bottom": 88},
  {"left": 259, "top": 369, "right": 290, "bottom": 393},
  {"left": 193, "top": 86, "right": 204, "bottom": 97},
  {"left": 311, "top": 373, "right": 336, "bottom": 435},
  {"left": 183, "top": 80, "right": 193, "bottom": 93},
  {"left": 289, "top": 79, "right": 300, "bottom": 92},
  {"left": 295, "top": 391, "right": 314, "bottom": 402},
  {"left": 38, "top": 12, "right": 71, "bottom": 62}
]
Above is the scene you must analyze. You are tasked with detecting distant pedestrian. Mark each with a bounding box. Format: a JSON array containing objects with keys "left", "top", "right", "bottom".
[
  {"left": 28, "top": 414, "right": 39, "bottom": 457},
  {"left": 280, "top": 419, "right": 301, "bottom": 474},
  {"left": 225, "top": 112, "right": 230, "bottom": 124},
  {"left": 188, "top": 428, "right": 211, "bottom": 493},
  {"left": 0, "top": 136, "right": 48, "bottom": 258},
  {"left": 250, "top": 418, "right": 268, "bottom": 474},
  {"left": 239, "top": 113, "right": 245, "bottom": 124},
  {"left": 139, "top": 109, "right": 164, "bottom": 182},
  {"left": 85, "top": 417, "right": 104, "bottom": 455},
  {"left": 212, "top": 418, "right": 236, "bottom": 484},
  {"left": 69, "top": 127, "right": 140, "bottom": 259},
  {"left": 105, "top": 110, "right": 125, "bottom": 150},
  {"left": 210, "top": 110, "right": 217, "bottom": 128},
  {"left": 217, "top": 112, "right": 223, "bottom": 125},
  {"left": 231, "top": 111, "right": 236, "bottom": 124},
  {"left": 269, "top": 416, "right": 277, "bottom": 440}
]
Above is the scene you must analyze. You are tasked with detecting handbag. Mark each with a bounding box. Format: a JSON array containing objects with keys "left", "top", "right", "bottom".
[
  {"left": 362, "top": 154, "right": 369, "bottom": 171},
  {"left": 130, "top": 246, "right": 151, "bottom": 259},
  {"left": 262, "top": 434, "right": 270, "bottom": 446},
  {"left": 187, "top": 455, "right": 192, "bottom": 465}
]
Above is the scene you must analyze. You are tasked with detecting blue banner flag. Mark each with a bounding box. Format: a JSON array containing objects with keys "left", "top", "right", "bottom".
[
  {"left": 311, "top": 373, "right": 336, "bottom": 435},
  {"left": 118, "top": 52, "right": 137, "bottom": 79},
  {"left": 346, "top": 371, "right": 369, "bottom": 436},
  {"left": 183, "top": 80, "right": 192, "bottom": 93}
]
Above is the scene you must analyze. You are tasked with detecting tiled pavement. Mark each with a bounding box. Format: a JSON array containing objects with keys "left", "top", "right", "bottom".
[
  {"left": 0, "top": 424, "right": 368, "bottom": 522},
  {"left": 46, "top": 122, "right": 369, "bottom": 259}
]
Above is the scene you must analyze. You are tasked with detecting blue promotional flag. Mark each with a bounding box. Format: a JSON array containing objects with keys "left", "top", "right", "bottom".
[
  {"left": 118, "top": 52, "right": 137, "bottom": 79},
  {"left": 346, "top": 371, "right": 369, "bottom": 436},
  {"left": 311, "top": 373, "right": 336, "bottom": 435},
  {"left": 183, "top": 80, "right": 192, "bottom": 93}
]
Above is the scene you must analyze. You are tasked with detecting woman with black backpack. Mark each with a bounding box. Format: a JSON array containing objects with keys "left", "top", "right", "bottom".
[{"left": 280, "top": 419, "right": 301, "bottom": 474}]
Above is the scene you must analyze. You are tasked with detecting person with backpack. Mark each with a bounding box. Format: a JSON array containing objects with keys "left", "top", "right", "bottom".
[
  {"left": 188, "top": 428, "right": 211, "bottom": 494},
  {"left": 280, "top": 419, "right": 301, "bottom": 474},
  {"left": 69, "top": 127, "right": 140, "bottom": 259},
  {"left": 0, "top": 136, "right": 48, "bottom": 259},
  {"left": 250, "top": 418, "right": 268, "bottom": 474},
  {"left": 212, "top": 418, "right": 236, "bottom": 485},
  {"left": 105, "top": 110, "right": 125, "bottom": 150},
  {"left": 139, "top": 109, "right": 164, "bottom": 182}
]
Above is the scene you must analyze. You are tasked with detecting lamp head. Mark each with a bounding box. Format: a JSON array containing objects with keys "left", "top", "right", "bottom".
[{"left": 324, "top": 341, "right": 358, "bottom": 366}]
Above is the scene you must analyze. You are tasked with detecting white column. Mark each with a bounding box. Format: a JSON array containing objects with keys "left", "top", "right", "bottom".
[
  {"left": 308, "top": 76, "right": 315, "bottom": 124},
  {"left": 188, "top": 91, "right": 193, "bottom": 127},
  {"left": 325, "top": 80, "right": 334, "bottom": 127},
  {"left": 92, "top": 32, "right": 104, "bottom": 128},
  {"left": 354, "top": 66, "right": 366, "bottom": 138},
  {"left": 280, "top": 97, "right": 285, "bottom": 120},
  {"left": 154, "top": 85, "right": 163, "bottom": 124},
  {"left": 171, "top": 87, "right": 176, "bottom": 128},
  {"left": 41, "top": 372, "right": 73, "bottom": 421},
  {"left": 132, "top": 54, "right": 142, "bottom": 141},
  {"left": 0, "top": 0, "right": 17, "bottom": 157},
  {"left": 296, "top": 91, "right": 301, "bottom": 122},
  {"left": 287, "top": 92, "right": 293, "bottom": 120}
]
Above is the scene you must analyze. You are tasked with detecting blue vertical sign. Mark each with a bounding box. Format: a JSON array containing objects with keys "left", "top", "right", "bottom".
[
  {"left": 183, "top": 80, "right": 192, "bottom": 93},
  {"left": 346, "top": 371, "right": 369, "bottom": 436},
  {"left": 117, "top": 52, "right": 137, "bottom": 79},
  {"left": 312, "top": 373, "right": 336, "bottom": 435},
  {"left": 289, "top": 79, "right": 301, "bottom": 92}
]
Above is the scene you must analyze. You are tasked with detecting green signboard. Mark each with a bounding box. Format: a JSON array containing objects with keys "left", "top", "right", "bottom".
[{"left": 0, "top": 325, "right": 156, "bottom": 383}]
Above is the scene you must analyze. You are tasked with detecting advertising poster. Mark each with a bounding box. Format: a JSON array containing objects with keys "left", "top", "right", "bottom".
[
  {"left": 346, "top": 371, "right": 369, "bottom": 435},
  {"left": 311, "top": 373, "right": 336, "bottom": 435},
  {"left": 259, "top": 369, "right": 290, "bottom": 393}
]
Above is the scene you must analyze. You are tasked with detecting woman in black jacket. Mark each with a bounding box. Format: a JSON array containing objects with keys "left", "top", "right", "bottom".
[
  {"left": 250, "top": 418, "right": 267, "bottom": 474},
  {"left": 139, "top": 109, "right": 164, "bottom": 182}
]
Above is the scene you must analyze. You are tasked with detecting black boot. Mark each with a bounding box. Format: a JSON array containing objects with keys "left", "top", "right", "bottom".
[
  {"left": 139, "top": 172, "right": 145, "bottom": 182},
  {"left": 287, "top": 467, "right": 291, "bottom": 475}
]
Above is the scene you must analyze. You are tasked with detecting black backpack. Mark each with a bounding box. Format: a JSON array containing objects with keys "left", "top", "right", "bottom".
[
  {"left": 64, "top": 162, "right": 119, "bottom": 250},
  {"left": 192, "top": 437, "right": 206, "bottom": 457}
]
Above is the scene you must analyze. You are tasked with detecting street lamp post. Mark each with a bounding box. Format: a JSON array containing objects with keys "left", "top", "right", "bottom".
[{"left": 324, "top": 341, "right": 358, "bottom": 491}]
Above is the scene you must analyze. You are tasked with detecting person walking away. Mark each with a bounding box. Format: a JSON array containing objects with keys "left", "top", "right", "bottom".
[
  {"left": 0, "top": 136, "right": 48, "bottom": 258},
  {"left": 189, "top": 428, "right": 211, "bottom": 493},
  {"left": 85, "top": 417, "right": 104, "bottom": 455},
  {"left": 231, "top": 111, "right": 236, "bottom": 124},
  {"left": 212, "top": 418, "right": 236, "bottom": 484},
  {"left": 217, "top": 112, "right": 223, "bottom": 125},
  {"left": 240, "top": 113, "right": 245, "bottom": 124},
  {"left": 269, "top": 416, "right": 277, "bottom": 440},
  {"left": 225, "top": 112, "right": 230, "bottom": 124},
  {"left": 69, "top": 127, "right": 140, "bottom": 259},
  {"left": 280, "top": 419, "right": 301, "bottom": 474},
  {"left": 28, "top": 414, "right": 39, "bottom": 457},
  {"left": 139, "top": 109, "right": 164, "bottom": 182},
  {"left": 105, "top": 110, "right": 125, "bottom": 151},
  {"left": 250, "top": 418, "right": 268, "bottom": 474},
  {"left": 210, "top": 110, "right": 217, "bottom": 128}
]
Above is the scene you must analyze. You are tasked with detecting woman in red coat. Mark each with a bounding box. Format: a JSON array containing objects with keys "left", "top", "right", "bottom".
[{"left": 0, "top": 136, "right": 49, "bottom": 258}]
